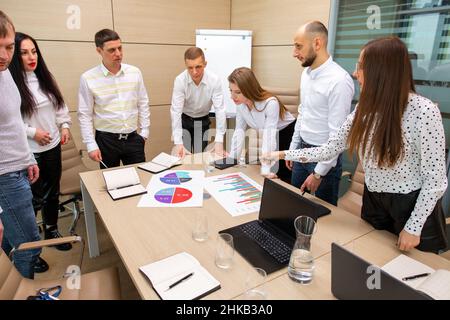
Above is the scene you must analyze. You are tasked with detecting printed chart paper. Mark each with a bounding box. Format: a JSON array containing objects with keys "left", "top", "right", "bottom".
[
  {"left": 204, "top": 172, "right": 262, "bottom": 216},
  {"left": 138, "top": 170, "right": 204, "bottom": 207}
]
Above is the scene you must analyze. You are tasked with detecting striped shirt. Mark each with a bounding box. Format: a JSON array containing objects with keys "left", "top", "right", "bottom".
[{"left": 78, "top": 63, "right": 150, "bottom": 152}]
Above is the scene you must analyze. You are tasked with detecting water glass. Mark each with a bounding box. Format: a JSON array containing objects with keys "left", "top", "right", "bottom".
[
  {"left": 215, "top": 233, "right": 234, "bottom": 269},
  {"left": 192, "top": 212, "right": 208, "bottom": 242},
  {"left": 243, "top": 267, "right": 268, "bottom": 300}
]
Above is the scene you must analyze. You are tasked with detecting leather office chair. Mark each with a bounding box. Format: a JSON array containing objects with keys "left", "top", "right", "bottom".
[
  {"left": 0, "top": 236, "right": 121, "bottom": 299},
  {"left": 247, "top": 86, "right": 300, "bottom": 164},
  {"left": 337, "top": 162, "right": 365, "bottom": 217},
  {"left": 59, "top": 137, "right": 90, "bottom": 235}
]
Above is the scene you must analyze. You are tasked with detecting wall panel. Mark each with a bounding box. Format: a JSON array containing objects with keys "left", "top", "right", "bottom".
[
  {"left": 2, "top": 0, "right": 113, "bottom": 41},
  {"left": 114, "top": 0, "right": 231, "bottom": 44}
]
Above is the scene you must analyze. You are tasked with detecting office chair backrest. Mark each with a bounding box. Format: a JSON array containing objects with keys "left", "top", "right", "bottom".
[{"left": 337, "top": 162, "right": 365, "bottom": 217}]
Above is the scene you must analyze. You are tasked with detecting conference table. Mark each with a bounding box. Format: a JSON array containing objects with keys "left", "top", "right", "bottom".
[{"left": 79, "top": 154, "right": 447, "bottom": 299}]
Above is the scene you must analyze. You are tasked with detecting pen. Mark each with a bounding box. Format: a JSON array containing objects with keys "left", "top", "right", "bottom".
[
  {"left": 302, "top": 190, "right": 306, "bottom": 196},
  {"left": 402, "top": 272, "right": 430, "bottom": 281},
  {"left": 165, "top": 272, "right": 194, "bottom": 291},
  {"left": 100, "top": 160, "right": 109, "bottom": 168}
]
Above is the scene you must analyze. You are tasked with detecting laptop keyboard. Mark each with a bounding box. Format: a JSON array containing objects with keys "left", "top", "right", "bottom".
[{"left": 240, "top": 221, "right": 292, "bottom": 264}]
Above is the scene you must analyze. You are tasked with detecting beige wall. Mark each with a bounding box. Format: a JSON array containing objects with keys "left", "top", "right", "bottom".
[
  {"left": 3, "top": 0, "right": 231, "bottom": 159},
  {"left": 231, "top": 0, "right": 331, "bottom": 89},
  {"left": 3, "top": 0, "right": 332, "bottom": 159}
]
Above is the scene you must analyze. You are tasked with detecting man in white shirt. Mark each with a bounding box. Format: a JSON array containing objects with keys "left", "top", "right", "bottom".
[
  {"left": 287, "top": 21, "right": 355, "bottom": 205},
  {"left": 170, "top": 47, "right": 226, "bottom": 157},
  {"left": 78, "top": 29, "right": 150, "bottom": 168}
]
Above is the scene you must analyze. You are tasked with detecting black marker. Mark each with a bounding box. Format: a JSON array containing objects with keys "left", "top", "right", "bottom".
[
  {"left": 402, "top": 272, "right": 430, "bottom": 281},
  {"left": 165, "top": 272, "right": 194, "bottom": 291}
]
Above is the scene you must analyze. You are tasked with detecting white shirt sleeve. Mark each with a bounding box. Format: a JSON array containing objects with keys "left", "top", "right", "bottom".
[
  {"left": 211, "top": 77, "right": 226, "bottom": 143},
  {"left": 285, "top": 110, "right": 354, "bottom": 162},
  {"left": 314, "top": 76, "right": 354, "bottom": 176},
  {"left": 55, "top": 103, "right": 72, "bottom": 129},
  {"left": 229, "top": 107, "right": 247, "bottom": 160},
  {"left": 261, "top": 99, "right": 280, "bottom": 173},
  {"left": 289, "top": 106, "right": 302, "bottom": 150},
  {"left": 137, "top": 70, "right": 150, "bottom": 139},
  {"left": 77, "top": 75, "right": 98, "bottom": 152},
  {"left": 404, "top": 104, "right": 448, "bottom": 236},
  {"left": 170, "top": 77, "right": 185, "bottom": 145}
]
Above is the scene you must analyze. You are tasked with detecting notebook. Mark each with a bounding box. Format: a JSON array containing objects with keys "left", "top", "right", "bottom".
[
  {"left": 220, "top": 178, "right": 331, "bottom": 274},
  {"left": 138, "top": 152, "right": 181, "bottom": 174},
  {"left": 102, "top": 167, "right": 147, "bottom": 200},
  {"left": 331, "top": 243, "right": 433, "bottom": 300},
  {"left": 382, "top": 254, "right": 450, "bottom": 300},
  {"left": 139, "top": 252, "right": 221, "bottom": 300}
]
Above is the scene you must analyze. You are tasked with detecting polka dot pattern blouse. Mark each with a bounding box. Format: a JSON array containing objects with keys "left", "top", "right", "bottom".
[{"left": 285, "top": 93, "right": 448, "bottom": 236}]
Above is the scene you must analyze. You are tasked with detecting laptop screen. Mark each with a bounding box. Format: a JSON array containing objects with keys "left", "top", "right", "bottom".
[{"left": 259, "top": 179, "right": 331, "bottom": 239}]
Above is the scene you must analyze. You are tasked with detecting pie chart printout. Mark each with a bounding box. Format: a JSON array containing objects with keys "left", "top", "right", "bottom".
[
  {"left": 160, "top": 172, "right": 192, "bottom": 185},
  {"left": 154, "top": 187, "right": 193, "bottom": 204}
]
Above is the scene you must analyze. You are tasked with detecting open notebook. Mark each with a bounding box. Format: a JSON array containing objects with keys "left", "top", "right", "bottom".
[
  {"left": 102, "top": 167, "right": 147, "bottom": 200},
  {"left": 138, "top": 152, "right": 181, "bottom": 174},
  {"left": 139, "top": 252, "right": 220, "bottom": 300},
  {"left": 382, "top": 254, "right": 450, "bottom": 300}
]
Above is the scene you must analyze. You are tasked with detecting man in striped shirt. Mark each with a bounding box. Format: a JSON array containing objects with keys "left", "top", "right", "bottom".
[{"left": 78, "top": 29, "right": 150, "bottom": 168}]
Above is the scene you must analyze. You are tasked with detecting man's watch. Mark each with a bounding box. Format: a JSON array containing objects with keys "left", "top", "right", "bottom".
[{"left": 312, "top": 171, "right": 322, "bottom": 180}]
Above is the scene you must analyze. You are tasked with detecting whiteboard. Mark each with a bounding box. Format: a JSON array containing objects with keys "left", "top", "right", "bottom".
[{"left": 196, "top": 29, "right": 252, "bottom": 117}]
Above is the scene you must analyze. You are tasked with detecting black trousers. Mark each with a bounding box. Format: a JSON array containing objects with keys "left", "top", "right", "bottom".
[
  {"left": 32, "top": 144, "right": 61, "bottom": 226},
  {"left": 95, "top": 130, "right": 146, "bottom": 169},
  {"left": 274, "top": 120, "right": 296, "bottom": 183},
  {"left": 181, "top": 113, "right": 211, "bottom": 154},
  {"left": 361, "top": 184, "right": 448, "bottom": 253}
]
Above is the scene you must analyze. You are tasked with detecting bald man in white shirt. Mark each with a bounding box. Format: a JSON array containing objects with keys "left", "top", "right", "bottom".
[
  {"left": 287, "top": 21, "right": 355, "bottom": 205},
  {"left": 170, "top": 47, "right": 226, "bottom": 158}
]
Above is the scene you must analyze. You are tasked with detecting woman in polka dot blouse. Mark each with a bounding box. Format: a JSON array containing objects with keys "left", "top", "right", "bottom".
[{"left": 264, "top": 37, "right": 448, "bottom": 253}]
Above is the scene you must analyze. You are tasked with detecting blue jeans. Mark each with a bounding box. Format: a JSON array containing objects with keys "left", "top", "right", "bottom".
[
  {"left": 0, "top": 170, "right": 41, "bottom": 279},
  {"left": 291, "top": 154, "right": 343, "bottom": 206}
]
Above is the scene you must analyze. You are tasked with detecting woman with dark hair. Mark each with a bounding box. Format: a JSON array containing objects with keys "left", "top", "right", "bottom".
[
  {"left": 9, "top": 32, "right": 72, "bottom": 253},
  {"left": 228, "top": 67, "right": 296, "bottom": 182},
  {"left": 264, "top": 37, "right": 448, "bottom": 253}
]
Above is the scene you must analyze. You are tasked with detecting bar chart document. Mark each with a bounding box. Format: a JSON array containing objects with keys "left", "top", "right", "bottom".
[{"left": 205, "top": 172, "right": 262, "bottom": 216}]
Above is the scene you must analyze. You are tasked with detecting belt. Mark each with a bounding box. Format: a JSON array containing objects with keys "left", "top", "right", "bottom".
[
  {"left": 182, "top": 113, "right": 210, "bottom": 121},
  {"left": 96, "top": 130, "right": 137, "bottom": 140},
  {"left": 300, "top": 140, "right": 319, "bottom": 149}
]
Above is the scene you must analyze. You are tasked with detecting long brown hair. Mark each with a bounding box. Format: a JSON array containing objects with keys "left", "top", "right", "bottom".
[
  {"left": 347, "top": 37, "right": 415, "bottom": 167},
  {"left": 228, "top": 67, "right": 288, "bottom": 120}
]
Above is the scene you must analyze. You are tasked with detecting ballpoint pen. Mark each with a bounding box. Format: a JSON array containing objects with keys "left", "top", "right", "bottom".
[
  {"left": 402, "top": 272, "right": 430, "bottom": 281},
  {"left": 100, "top": 160, "right": 109, "bottom": 168},
  {"left": 165, "top": 272, "right": 194, "bottom": 291}
]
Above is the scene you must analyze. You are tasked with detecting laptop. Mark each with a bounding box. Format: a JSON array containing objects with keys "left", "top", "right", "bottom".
[
  {"left": 220, "top": 178, "right": 331, "bottom": 274},
  {"left": 331, "top": 243, "right": 432, "bottom": 300}
]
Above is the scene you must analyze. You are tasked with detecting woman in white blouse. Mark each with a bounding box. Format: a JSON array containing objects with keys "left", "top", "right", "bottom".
[
  {"left": 9, "top": 33, "right": 72, "bottom": 253},
  {"left": 264, "top": 37, "right": 447, "bottom": 253},
  {"left": 227, "top": 67, "right": 296, "bottom": 182}
]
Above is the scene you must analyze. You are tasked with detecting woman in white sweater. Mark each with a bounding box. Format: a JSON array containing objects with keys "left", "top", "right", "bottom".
[
  {"left": 264, "top": 37, "right": 447, "bottom": 253},
  {"left": 9, "top": 32, "right": 72, "bottom": 253},
  {"left": 227, "top": 67, "right": 296, "bottom": 182}
]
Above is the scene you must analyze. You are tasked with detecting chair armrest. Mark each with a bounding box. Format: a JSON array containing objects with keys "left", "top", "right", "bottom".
[
  {"left": 10, "top": 236, "right": 85, "bottom": 271},
  {"left": 16, "top": 236, "right": 82, "bottom": 251}
]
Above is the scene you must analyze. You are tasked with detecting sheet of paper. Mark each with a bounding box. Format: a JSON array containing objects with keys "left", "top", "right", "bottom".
[
  {"left": 137, "top": 170, "right": 204, "bottom": 207},
  {"left": 103, "top": 167, "right": 141, "bottom": 190},
  {"left": 204, "top": 172, "right": 262, "bottom": 217},
  {"left": 381, "top": 254, "right": 435, "bottom": 289},
  {"left": 152, "top": 152, "right": 181, "bottom": 167}
]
